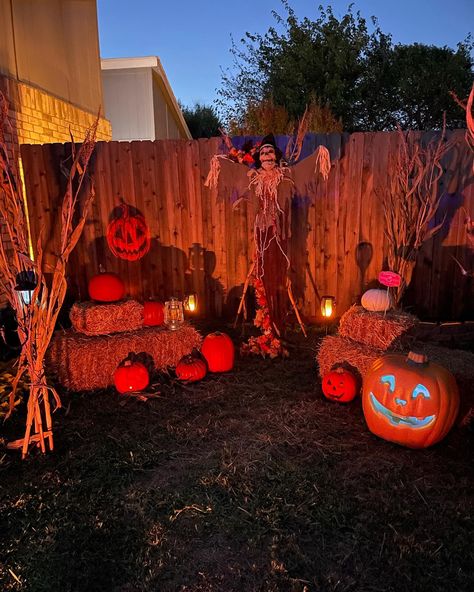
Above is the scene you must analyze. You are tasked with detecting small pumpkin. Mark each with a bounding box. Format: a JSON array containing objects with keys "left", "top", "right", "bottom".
[
  {"left": 322, "top": 367, "right": 358, "bottom": 403},
  {"left": 114, "top": 360, "right": 149, "bottom": 394},
  {"left": 361, "top": 288, "right": 392, "bottom": 312},
  {"left": 106, "top": 203, "right": 151, "bottom": 261},
  {"left": 362, "top": 351, "right": 460, "bottom": 449},
  {"left": 176, "top": 355, "right": 207, "bottom": 382},
  {"left": 143, "top": 301, "right": 164, "bottom": 326},
  {"left": 201, "top": 332, "right": 234, "bottom": 373},
  {"left": 88, "top": 272, "right": 125, "bottom": 302}
]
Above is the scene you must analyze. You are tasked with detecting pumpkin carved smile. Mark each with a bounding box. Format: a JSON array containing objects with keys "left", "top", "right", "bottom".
[
  {"left": 362, "top": 351, "right": 460, "bottom": 448},
  {"left": 369, "top": 392, "right": 435, "bottom": 428},
  {"left": 107, "top": 203, "right": 151, "bottom": 261}
]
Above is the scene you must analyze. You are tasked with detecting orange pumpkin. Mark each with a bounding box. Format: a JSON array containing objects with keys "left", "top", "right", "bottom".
[
  {"left": 143, "top": 301, "right": 164, "bottom": 326},
  {"left": 114, "top": 360, "right": 149, "bottom": 394},
  {"left": 106, "top": 203, "right": 151, "bottom": 261},
  {"left": 322, "top": 367, "right": 358, "bottom": 403},
  {"left": 201, "top": 332, "right": 234, "bottom": 373},
  {"left": 362, "top": 351, "right": 459, "bottom": 449},
  {"left": 176, "top": 355, "right": 207, "bottom": 382},
  {"left": 88, "top": 272, "right": 125, "bottom": 302}
]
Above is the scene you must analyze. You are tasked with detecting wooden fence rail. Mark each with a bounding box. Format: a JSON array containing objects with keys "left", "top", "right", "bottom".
[{"left": 20, "top": 131, "right": 474, "bottom": 321}]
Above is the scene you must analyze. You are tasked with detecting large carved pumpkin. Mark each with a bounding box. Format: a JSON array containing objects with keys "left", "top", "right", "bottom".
[
  {"left": 88, "top": 272, "right": 125, "bottom": 302},
  {"left": 201, "top": 332, "right": 234, "bottom": 372},
  {"left": 114, "top": 360, "right": 149, "bottom": 394},
  {"left": 106, "top": 203, "right": 151, "bottom": 261},
  {"left": 361, "top": 289, "right": 392, "bottom": 312},
  {"left": 362, "top": 351, "right": 460, "bottom": 449}
]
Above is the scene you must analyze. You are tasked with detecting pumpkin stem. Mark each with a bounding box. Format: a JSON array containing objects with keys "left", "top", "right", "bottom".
[{"left": 407, "top": 351, "right": 428, "bottom": 365}]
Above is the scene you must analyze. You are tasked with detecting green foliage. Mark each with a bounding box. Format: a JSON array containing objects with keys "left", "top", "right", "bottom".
[
  {"left": 182, "top": 103, "right": 222, "bottom": 138},
  {"left": 218, "top": 1, "right": 474, "bottom": 131}
]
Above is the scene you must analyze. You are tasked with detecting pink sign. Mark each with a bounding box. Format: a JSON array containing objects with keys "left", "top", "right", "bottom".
[{"left": 378, "top": 271, "right": 401, "bottom": 288}]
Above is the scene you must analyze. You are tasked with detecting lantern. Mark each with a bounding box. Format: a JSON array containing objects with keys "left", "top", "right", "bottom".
[
  {"left": 184, "top": 293, "right": 198, "bottom": 313},
  {"left": 362, "top": 351, "right": 460, "bottom": 449},
  {"left": 164, "top": 297, "right": 184, "bottom": 330},
  {"left": 321, "top": 295, "right": 335, "bottom": 318},
  {"left": 14, "top": 270, "right": 37, "bottom": 307}
]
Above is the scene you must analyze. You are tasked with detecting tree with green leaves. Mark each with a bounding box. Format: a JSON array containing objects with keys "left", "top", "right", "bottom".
[
  {"left": 218, "top": 1, "right": 473, "bottom": 131},
  {"left": 182, "top": 103, "right": 222, "bottom": 138}
]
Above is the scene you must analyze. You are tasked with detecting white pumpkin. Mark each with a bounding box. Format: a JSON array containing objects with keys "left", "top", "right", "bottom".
[{"left": 361, "top": 289, "right": 392, "bottom": 312}]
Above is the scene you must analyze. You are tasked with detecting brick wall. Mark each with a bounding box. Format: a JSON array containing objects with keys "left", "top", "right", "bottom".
[{"left": 0, "top": 74, "right": 112, "bottom": 307}]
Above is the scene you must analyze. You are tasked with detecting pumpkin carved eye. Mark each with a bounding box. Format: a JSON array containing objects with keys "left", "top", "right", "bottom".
[
  {"left": 412, "top": 384, "right": 430, "bottom": 399},
  {"left": 381, "top": 374, "right": 395, "bottom": 392}
]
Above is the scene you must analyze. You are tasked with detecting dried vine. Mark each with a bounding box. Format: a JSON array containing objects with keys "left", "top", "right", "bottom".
[
  {"left": 383, "top": 122, "right": 453, "bottom": 304},
  {"left": 0, "top": 92, "right": 97, "bottom": 457}
]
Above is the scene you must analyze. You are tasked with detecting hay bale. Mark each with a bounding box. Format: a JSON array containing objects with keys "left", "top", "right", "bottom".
[
  {"left": 47, "top": 324, "right": 202, "bottom": 391},
  {"left": 70, "top": 299, "right": 144, "bottom": 336},
  {"left": 338, "top": 305, "right": 417, "bottom": 351},
  {"left": 317, "top": 335, "right": 383, "bottom": 379}
]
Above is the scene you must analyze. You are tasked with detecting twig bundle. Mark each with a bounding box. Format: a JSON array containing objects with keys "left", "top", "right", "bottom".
[
  {"left": 0, "top": 91, "right": 97, "bottom": 457},
  {"left": 70, "top": 299, "right": 144, "bottom": 336},
  {"left": 47, "top": 324, "right": 202, "bottom": 391},
  {"left": 383, "top": 124, "right": 454, "bottom": 303},
  {"left": 338, "top": 305, "right": 417, "bottom": 351}
]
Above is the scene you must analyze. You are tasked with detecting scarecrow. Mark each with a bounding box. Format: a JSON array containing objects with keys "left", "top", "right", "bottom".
[{"left": 206, "top": 131, "right": 331, "bottom": 356}]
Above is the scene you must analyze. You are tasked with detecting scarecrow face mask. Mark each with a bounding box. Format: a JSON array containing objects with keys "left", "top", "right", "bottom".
[{"left": 259, "top": 145, "right": 277, "bottom": 170}]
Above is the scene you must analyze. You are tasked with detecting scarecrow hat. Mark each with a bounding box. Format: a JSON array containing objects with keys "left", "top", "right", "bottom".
[{"left": 254, "top": 133, "right": 283, "bottom": 168}]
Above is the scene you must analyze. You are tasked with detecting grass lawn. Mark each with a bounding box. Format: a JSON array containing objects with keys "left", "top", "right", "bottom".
[{"left": 0, "top": 324, "right": 473, "bottom": 592}]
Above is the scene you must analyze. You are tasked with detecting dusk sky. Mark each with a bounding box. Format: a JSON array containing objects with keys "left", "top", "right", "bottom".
[{"left": 97, "top": 0, "right": 473, "bottom": 109}]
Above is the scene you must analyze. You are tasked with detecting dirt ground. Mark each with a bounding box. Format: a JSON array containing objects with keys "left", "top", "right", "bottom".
[{"left": 0, "top": 323, "right": 473, "bottom": 592}]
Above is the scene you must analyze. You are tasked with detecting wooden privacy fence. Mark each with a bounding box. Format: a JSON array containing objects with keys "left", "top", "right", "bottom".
[{"left": 20, "top": 131, "right": 473, "bottom": 321}]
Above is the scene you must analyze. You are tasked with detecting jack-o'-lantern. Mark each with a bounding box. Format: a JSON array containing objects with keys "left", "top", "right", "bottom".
[
  {"left": 176, "top": 355, "right": 207, "bottom": 382},
  {"left": 143, "top": 301, "right": 164, "bottom": 326},
  {"left": 322, "top": 367, "right": 358, "bottom": 403},
  {"left": 362, "top": 351, "right": 460, "bottom": 449},
  {"left": 114, "top": 360, "right": 149, "bottom": 394},
  {"left": 201, "top": 332, "right": 234, "bottom": 372},
  {"left": 106, "top": 203, "right": 151, "bottom": 261}
]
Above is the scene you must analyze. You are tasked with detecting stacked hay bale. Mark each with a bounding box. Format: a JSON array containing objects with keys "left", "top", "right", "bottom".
[
  {"left": 317, "top": 305, "right": 418, "bottom": 378},
  {"left": 48, "top": 299, "right": 202, "bottom": 390}
]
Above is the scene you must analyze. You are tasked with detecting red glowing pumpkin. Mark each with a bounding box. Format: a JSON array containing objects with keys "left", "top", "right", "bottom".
[
  {"left": 88, "top": 272, "right": 125, "bottom": 302},
  {"left": 106, "top": 203, "right": 151, "bottom": 261},
  {"left": 362, "top": 351, "right": 460, "bottom": 449},
  {"left": 143, "top": 301, "right": 164, "bottom": 326},
  {"left": 175, "top": 355, "right": 207, "bottom": 382},
  {"left": 201, "top": 332, "right": 235, "bottom": 373},
  {"left": 113, "top": 360, "right": 149, "bottom": 394},
  {"left": 322, "top": 367, "right": 358, "bottom": 403}
]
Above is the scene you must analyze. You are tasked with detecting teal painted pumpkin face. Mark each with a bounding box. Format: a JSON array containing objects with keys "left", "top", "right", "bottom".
[{"left": 362, "top": 353, "right": 460, "bottom": 449}]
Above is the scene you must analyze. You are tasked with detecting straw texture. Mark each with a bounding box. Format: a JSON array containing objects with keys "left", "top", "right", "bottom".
[
  {"left": 48, "top": 324, "right": 202, "bottom": 390},
  {"left": 69, "top": 299, "right": 144, "bottom": 336},
  {"left": 338, "top": 305, "right": 417, "bottom": 351}
]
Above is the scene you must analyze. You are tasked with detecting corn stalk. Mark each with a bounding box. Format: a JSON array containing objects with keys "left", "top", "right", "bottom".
[
  {"left": 383, "top": 123, "right": 453, "bottom": 304},
  {"left": 0, "top": 92, "right": 97, "bottom": 457}
]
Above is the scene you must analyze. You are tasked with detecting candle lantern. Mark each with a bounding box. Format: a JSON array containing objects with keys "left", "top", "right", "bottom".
[
  {"left": 184, "top": 293, "right": 198, "bottom": 313},
  {"left": 14, "top": 270, "right": 37, "bottom": 307},
  {"left": 164, "top": 297, "right": 184, "bottom": 330},
  {"left": 321, "top": 295, "right": 336, "bottom": 319}
]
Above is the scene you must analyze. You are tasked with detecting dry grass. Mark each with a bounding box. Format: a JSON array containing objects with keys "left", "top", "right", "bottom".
[
  {"left": 338, "top": 305, "right": 417, "bottom": 351},
  {"left": 0, "top": 322, "right": 473, "bottom": 592},
  {"left": 47, "top": 324, "right": 202, "bottom": 390},
  {"left": 69, "top": 299, "right": 144, "bottom": 336}
]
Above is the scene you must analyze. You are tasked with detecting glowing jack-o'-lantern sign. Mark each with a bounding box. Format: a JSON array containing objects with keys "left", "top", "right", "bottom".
[
  {"left": 106, "top": 204, "right": 151, "bottom": 261},
  {"left": 362, "top": 352, "right": 460, "bottom": 449}
]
